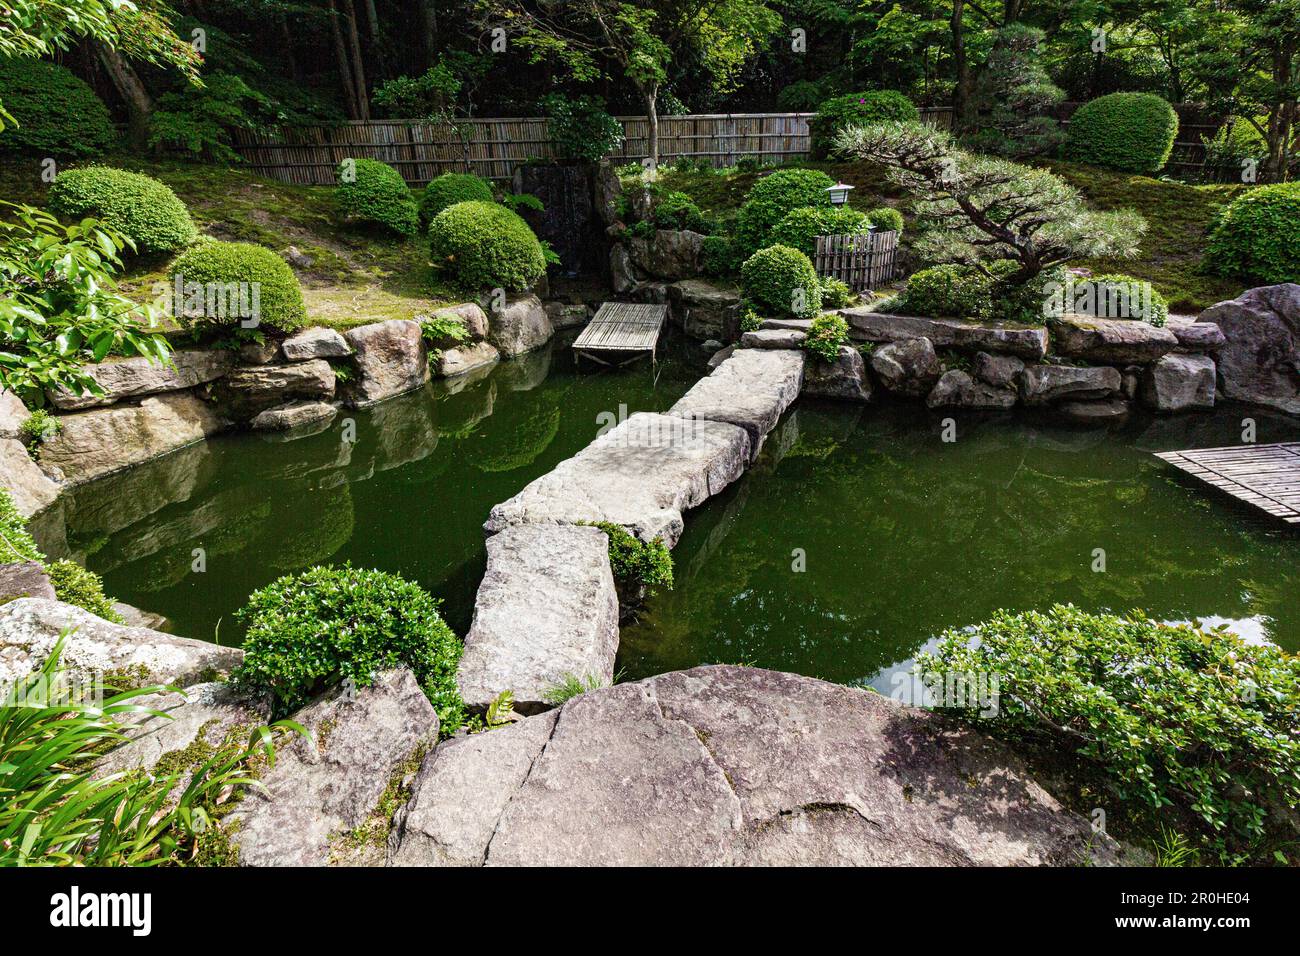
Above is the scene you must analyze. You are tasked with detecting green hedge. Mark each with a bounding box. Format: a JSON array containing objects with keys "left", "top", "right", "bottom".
[
  {"left": 768, "top": 206, "right": 871, "bottom": 258},
  {"left": 48, "top": 167, "right": 198, "bottom": 255},
  {"left": 653, "top": 190, "right": 711, "bottom": 233},
  {"left": 1086, "top": 273, "right": 1169, "bottom": 326},
  {"left": 169, "top": 240, "right": 307, "bottom": 333},
  {"left": 428, "top": 200, "right": 546, "bottom": 292},
  {"left": 896, "top": 264, "right": 995, "bottom": 320},
  {"left": 0, "top": 59, "right": 116, "bottom": 157},
  {"left": 735, "top": 167, "right": 834, "bottom": 255},
  {"left": 1065, "top": 93, "right": 1178, "bottom": 174},
  {"left": 1204, "top": 183, "right": 1300, "bottom": 284},
  {"left": 419, "top": 172, "right": 494, "bottom": 225},
  {"left": 234, "top": 564, "right": 465, "bottom": 729},
  {"left": 335, "top": 158, "right": 419, "bottom": 237},
  {"left": 803, "top": 313, "right": 850, "bottom": 362},
  {"left": 808, "top": 90, "right": 919, "bottom": 159},
  {"left": 741, "top": 244, "right": 821, "bottom": 318},
  {"left": 866, "top": 206, "right": 904, "bottom": 234}
]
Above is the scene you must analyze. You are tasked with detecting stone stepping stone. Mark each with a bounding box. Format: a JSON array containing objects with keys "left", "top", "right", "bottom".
[{"left": 668, "top": 348, "right": 804, "bottom": 459}]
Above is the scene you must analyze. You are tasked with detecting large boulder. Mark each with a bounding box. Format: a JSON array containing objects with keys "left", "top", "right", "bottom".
[
  {"left": 926, "top": 370, "right": 1017, "bottom": 409},
  {"left": 249, "top": 400, "right": 338, "bottom": 432},
  {"left": 456, "top": 525, "right": 620, "bottom": 715},
  {"left": 1050, "top": 315, "right": 1179, "bottom": 364},
  {"left": 488, "top": 294, "right": 554, "bottom": 358},
  {"left": 47, "top": 350, "right": 234, "bottom": 411},
  {"left": 0, "top": 561, "right": 56, "bottom": 602},
  {"left": 0, "top": 438, "right": 60, "bottom": 515},
  {"left": 1140, "top": 353, "right": 1216, "bottom": 412},
  {"left": 1196, "top": 284, "right": 1300, "bottom": 414},
  {"left": 35, "top": 392, "right": 226, "bottom": 486},
  {"left": 484, "top": 411, "right": 750, "bottom": 548},
  {"left": 437, "top": 341, "right": 500, "bottom": 378},
  {"left": 344, "top": 319, "right": 429, "bottom": 406},
  {"left": 626, "top": 229, "right": 705, "bottom": 280},
  {"left": 667, "top": 279, "right": 743, "bottom": 341},
  {"left": 544, "top": 301, "right": 590, "bottom": 332},
  {"left": 1019, "top": 364, "right": 1122, "bottom": 405},
  {"left": 0, "top": 389, "right": 30, "bottom": 439},
  {"left": 387, "top": 666, "right": 1116, "bottom": 867},
  {"left": 972, "top": 352, "right": 1025, "bottom": 389},
  {"left": 668, "top": 348, "right": 804, "bottom": 459},
  {"left": 870, "top": 337, "right": 942, "bottom": 397},
  {"left": 610, "top": 245, "right": 637, "bottom": 295},
  {"left": 804, "top": 345, "right": 872, "bottom": 403},
  {"left": 438, "top": 302, "right": 489, "bottom": 340},
  {"left": 280, "top": 327, "right": 352, "bottom": 361},
  {"left": 0, "top": 598, "right": 241, "bottom": 689},
  {"left": 842, "top": 309, "right": 1049, "bottom": 360},
  {"left": 228, "top": 668, "right": 438, "bottom": 867},
  {"left": 1167, "top": 318, "right": 1225, "bottom": 354},
  {"left": 213, "top": 360, "right": 336, "bottom": 421}
]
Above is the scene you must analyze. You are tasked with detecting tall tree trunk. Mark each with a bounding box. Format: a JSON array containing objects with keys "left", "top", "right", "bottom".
[
  {"left": 644, "top": 83, "right": 660, "bottom": 170},
  {"left": 328, "top": 0, "right": 361, "bottom": 119},
  {"left": 95, "top": 42, "right": 153, "bottom": 149},
  {"left": 279, "top": 14, "right": 300, "bottom": 82},
  {"left": 341, "top": 0, "right": 371, "bottom": 120},
  {"left": 418, "top": 0, "right": 438, "bottom": 70},
  {"left": 1003, "top": 0, "right": 1024, "bottom": 24},
  {"left": 951, "top": 0, "right": 972, "bottom": 132},
  {"left": 363, "top": 0, "right": 389, "bottom": 80}
]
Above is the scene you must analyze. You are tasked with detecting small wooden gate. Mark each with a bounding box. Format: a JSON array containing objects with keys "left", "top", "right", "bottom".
[{"left": 814, "top": 231, "right": 899, "bottom": 291}]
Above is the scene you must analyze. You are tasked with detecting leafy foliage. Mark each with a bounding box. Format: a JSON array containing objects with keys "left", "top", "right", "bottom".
[
  {"left": 895, "top": 264, "right": 996, "bottom": 319},
  {"left": 334, "top": 158, "right": 419, "bottom": 238},
  {"left": 0, "top": 58, "right": 115, "bottom": 156},
  {"left": 1204, "top": 182, "right": 1300, "bottom": 284},
  {"left": 768, "top": 205, "right": 871, "bottom": 257},
  {"left": 234, "top": 564, "right": 465, "bottom": 731},
  {"left": 541, "top": 93, "right": 625, "bottom": 162},
  {"left": 18, "top": 407, "right": 59, "bottom": 453},
  {"left": 652, "top": 190, "right": 710, "bottom": 232},
  {"left": 428, "top": 200, "right": 547, "bottom": 292},
  {"left": 962, "top": 25, "right": 1064, "bottom": 160},
  {"left": 1065, "top": 93, "right": 1179, "bottom": 174},
  {"left": 1086, "top": 273, "right": 1170, "bottom": 326},
  {"left": 735, "top": 167, "right": 834, "bottom": 254},
  {"left": 701, "top": 234, "right": 741, "bottom": 277},
  {"left": 148, "top": 72, "right": 270, "bottom": 165},
  {"left": 741, "top": 243, "right": 821, "bottom": 318},
  {"left": 818, "top": 275, "right": 855, "bottom": 309},
  {"left": 803, "top": 312, "right": 850, "bottom": 362},
  {"left": 918, "top": 605, "right": 1300, "bottom": 863},
  {"left": 0, "top": 201, "right": 171, "bottom": 405},
  {"left": 48, "top": 166, "right": 198, "bottom": 255},
  {"left": 808, "top": 89, "right": 918, "bottom": 159},
  {"left": 590, "top": 521, "right": 673, "bottom": 593},
  {"left": 44, "top": 559, "right": 123, "bottom": 624},
  {"left": 169, "top": 240, "right": 307, "bottom": 334},
  {"left": 419, "top": 172, "right": 494, "bottom": 225}
]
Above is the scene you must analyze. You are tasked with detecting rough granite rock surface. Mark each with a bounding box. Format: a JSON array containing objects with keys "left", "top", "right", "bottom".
[
  {"left": 281, "top": 327, "right": 352, "bottom": 361},
  {"left": 0, "top": 437, "right": 60, "bottom": 515},
  {"left": 1019, "top": 365, "right": 1122, "bottom": 405},
  {"left": 1141, "top": 353, "right": 1216, "bottom": 412},
  {"left": 1195, "top": 284, "right": 1300, "bottom": 414},
  {"left": 344, "top": 320, "right": 430, "bottom": 406},
  {"left": 926, "top": 370, "right": 1018, "bottom": 409},
  {"left": 387, "top": 666, "right": 1117, "bottom": 867},
  {"left": 438, "top": 341, "right": 500, "bottom": 378},
  {"left": 842, "top": 309, "right": 1049, "bottom": 360},
  {"left": 214, "top": 360, "right": 336, "bottom": 420},
  {"left": 0, "top": 561, "right": 56, "bottom": 602},
  {"left": 488, "top": 294, "right": 554, "bottom": 358},
  {"left": 48, "top": 350, "right": 235, "bottom": 410},
  {"left": 870, "top": 337, "right": 942, "bottom": 397},
  {"left": 804, "top": 345, "right": 872, "bottom": 402},
  {"left": 1050, "top": 315, "right": 1179, "bottom": 364},
  {"left": 668, "top": 348, "right": 804, "bottom": 459}
]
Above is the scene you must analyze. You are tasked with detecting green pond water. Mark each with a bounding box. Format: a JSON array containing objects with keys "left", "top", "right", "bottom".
[{"left": 32, "top": 332, "right": 1300, "bottom": 692}]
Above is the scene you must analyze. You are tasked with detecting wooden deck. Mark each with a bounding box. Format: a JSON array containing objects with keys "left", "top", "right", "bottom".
[
  {"left": 572, "top": 302, "right": 668, "bottom": 367},
  {"left": 1155, "top": 442, "right": 1300, "bottom": 524}
]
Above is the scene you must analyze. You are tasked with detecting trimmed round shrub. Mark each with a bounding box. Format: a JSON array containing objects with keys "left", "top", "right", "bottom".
[
  {"left": 1065, "top": 92, "right": 1178, "bottom": 174},
  {"left": 419, "top": 171, "right": 494, "bottom": 225},
  {"left": 47, "top": 167, "right": 198, "bottom": 254},
  {"left": 866, "top": 206, "right": 904, "bottom": 234},
  {"left": 428, "top": 200, "right": 546, "bottom": 292},
  {"left": 1204, "top": 183, "right": 1300, "bottom": 284},
  {"left": 169, "top": 240, "right": 307, "bottom": 333},
  {"left": 741, "top": 244, "right": 821, "bottom": 318},
  {"left": 0, "top": 59, "right": 116, "bottom": 157},
  {"left": 804, "top": 312, "right": 850, "bottom": 362},
  {"left": 335, "top": 158, "right": 418, "bottom": 237},
  {"left": 234, "top": 564, "right": 465, "bottom": 729},
  {"left": 808, "top": 90, "right": 919, "bottom": 159},
  {"left": 768, "top": 206, "right": 871, "bottom": 257},
  {"left": 735, "top": 167, "right": 835, "bottom": 254},
  {"left": 897, "top": 264, "right": 995, "bottom": 319},
  {"left": 1084, "top": 273, "right": 1169, "bottom": 327},
  {"left": 653, "top": 190, "right": 710, "bottom": 233}
]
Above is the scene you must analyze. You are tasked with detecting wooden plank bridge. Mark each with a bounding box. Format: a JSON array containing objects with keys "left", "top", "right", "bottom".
[
  {"left": 1155, "top": 442, "right": 1300, "bottom": 524},
  {"left": 572, "top": 302, "right": 668, "bottom": 367}
]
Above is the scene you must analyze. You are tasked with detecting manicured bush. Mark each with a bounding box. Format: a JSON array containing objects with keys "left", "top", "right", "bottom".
[
  {"left": 428, "top": 200, "right": 547, "bottom": 292},
  {"left": 653, "top": 190, "right": 710, "bottom": 233},
  {"left": 808, "top": 90, "right": 919, "bottom": 159},
  {"left": 1204, "top": 183, "right": 1300, "bottom": 284},
  {"left": 819, "top": 276, "right": 855, "bottom": 309},
  {"left": 234, "top": 564, "right": 465, "bottom": 729},
  {"left": 1082, "top": 273, "right": 1169, "bottom": 326},
  {"left": 47, "top": 167, "right": 198, "bottom": 255},
  {"left": 335, "top": 158, "right": 419, "bottom": 237},
  {"left": 803, "top": 313, "right": 850, "bottom": 362},
  {"left": 741, "top": 244, "right": 821, "bottom": 318},
  {"left": 419, "top": 172, "right": 494, "bottom": 225},
  {"left": 768, "top": 206, "right": 871, "bottom": 258},
  {"left": 701, "top": 234, "right": 741, "bottom": 277},
  {"left": 896, "top": 264, "right": 995, "bottom": 319},
  {"left": 919, "top": 605, "right": 1300, "bottom": 863},
  {"left": 169, "top": 240, "right": 308, "bottom": 333},
  {"left": 1065, "top": 92, "right": 1178, "bottom": 174},
  {"left": 0, "top": 59, "right": 116, "bottom": 157},
  {"left": 590, "top": 522, "right": 673, "bottom": 593},
  {"left": 866, "top": 206, "right": 904, "bottom": 234},
  {"left": 735, "top": 167, "right": 835, "bottom": 254}
]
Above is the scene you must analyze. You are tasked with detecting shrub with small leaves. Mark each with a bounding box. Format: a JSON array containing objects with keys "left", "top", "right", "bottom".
[
  {"left": 739, "top": 307, "right": 762, "bottom": 333},
  {"left": 1065, "top": 92, "right": 1178, "bottom": 174},
  {"left": 1083, "top": 273, "right": 1169, "bottom": 326},
  {"left": 701, "top": 234, "right": 740, "bottom": 277},
  {"left": 590, "top": 521, "right": 673, "bottom": 593},
  {"left": 866, "top": 206, "right": 904, "bottom": 234},
  {"left": 741, "top": 244, "right": 821, "bottom": 318},
  {"left": 335, "top": 158, "right": 419, "bottom": 237},
  {"left": 18, "top": 409, "right": 60, "bottom": 455},
  {"left": 808, "top": 90, "right": 919, "bottom": 159},
  {"left": 44, "top": 560, "right": 124, "bottom": 624},
  {"left": 819, "top": 276, "right": 855, "bottom": 309},
  {"left": 234, "top": 564, "right": 465, "bottom": 729},
  {"left": 803, "top": 313, "right": 849, "bottom": 362},
  {"left": 1204, "top": 182, "right": 1300, "bottom": 285},
  {"left": 769, "top": 206, "right": 871, "bottom": 258},
  {"left": 653, "top": 191, "right": 711, "bottom": 233},
  {"left": 169, "top": 240, "right": 307, "bottom": 333},
  {"left": 896, "top": 264, "right": 995, "bottom": 320},
  {"left": 735, "top": 167, "right": 835, "bottom": 254},
  {"left": 428, "top": 200, "right": 546, "bottom": 292},
  {"left": 0, "top": 59, "right": 116, "bottom": 157},
  {"left": 48, "top": 167, "right": 198, "bottom": 255},
  {"left": 419, "top": 172, "right": 494, "bottom": 225}
]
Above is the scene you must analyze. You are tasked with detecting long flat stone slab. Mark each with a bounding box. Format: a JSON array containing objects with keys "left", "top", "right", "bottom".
[
  {"left": 1050, "top": 315, "right": 1178, "bottom": 364},
  {"left": 668, "top": 348, "right": 804, "bottom": 460},
  {"left": 483, "top": 411, "right": 751, "bottom": 547},
  {"left": 840, "top": 309, "right": 1049, "bottom": 360},
  {"left": 48, "top": 349, "right": 235, "bottom": 410},
  {"left": 457, "top": 524, "right": 620, "bottom": 715}
]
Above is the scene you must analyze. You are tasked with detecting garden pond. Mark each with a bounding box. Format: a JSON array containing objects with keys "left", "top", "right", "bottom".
[{"left": 30, "top": 332, "right": 1300, "bottom": 692}]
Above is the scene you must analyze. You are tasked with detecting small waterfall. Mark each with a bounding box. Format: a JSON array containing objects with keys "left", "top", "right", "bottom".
[{"left": 512, "top": 163, "right": 602, "bottom": 278}]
